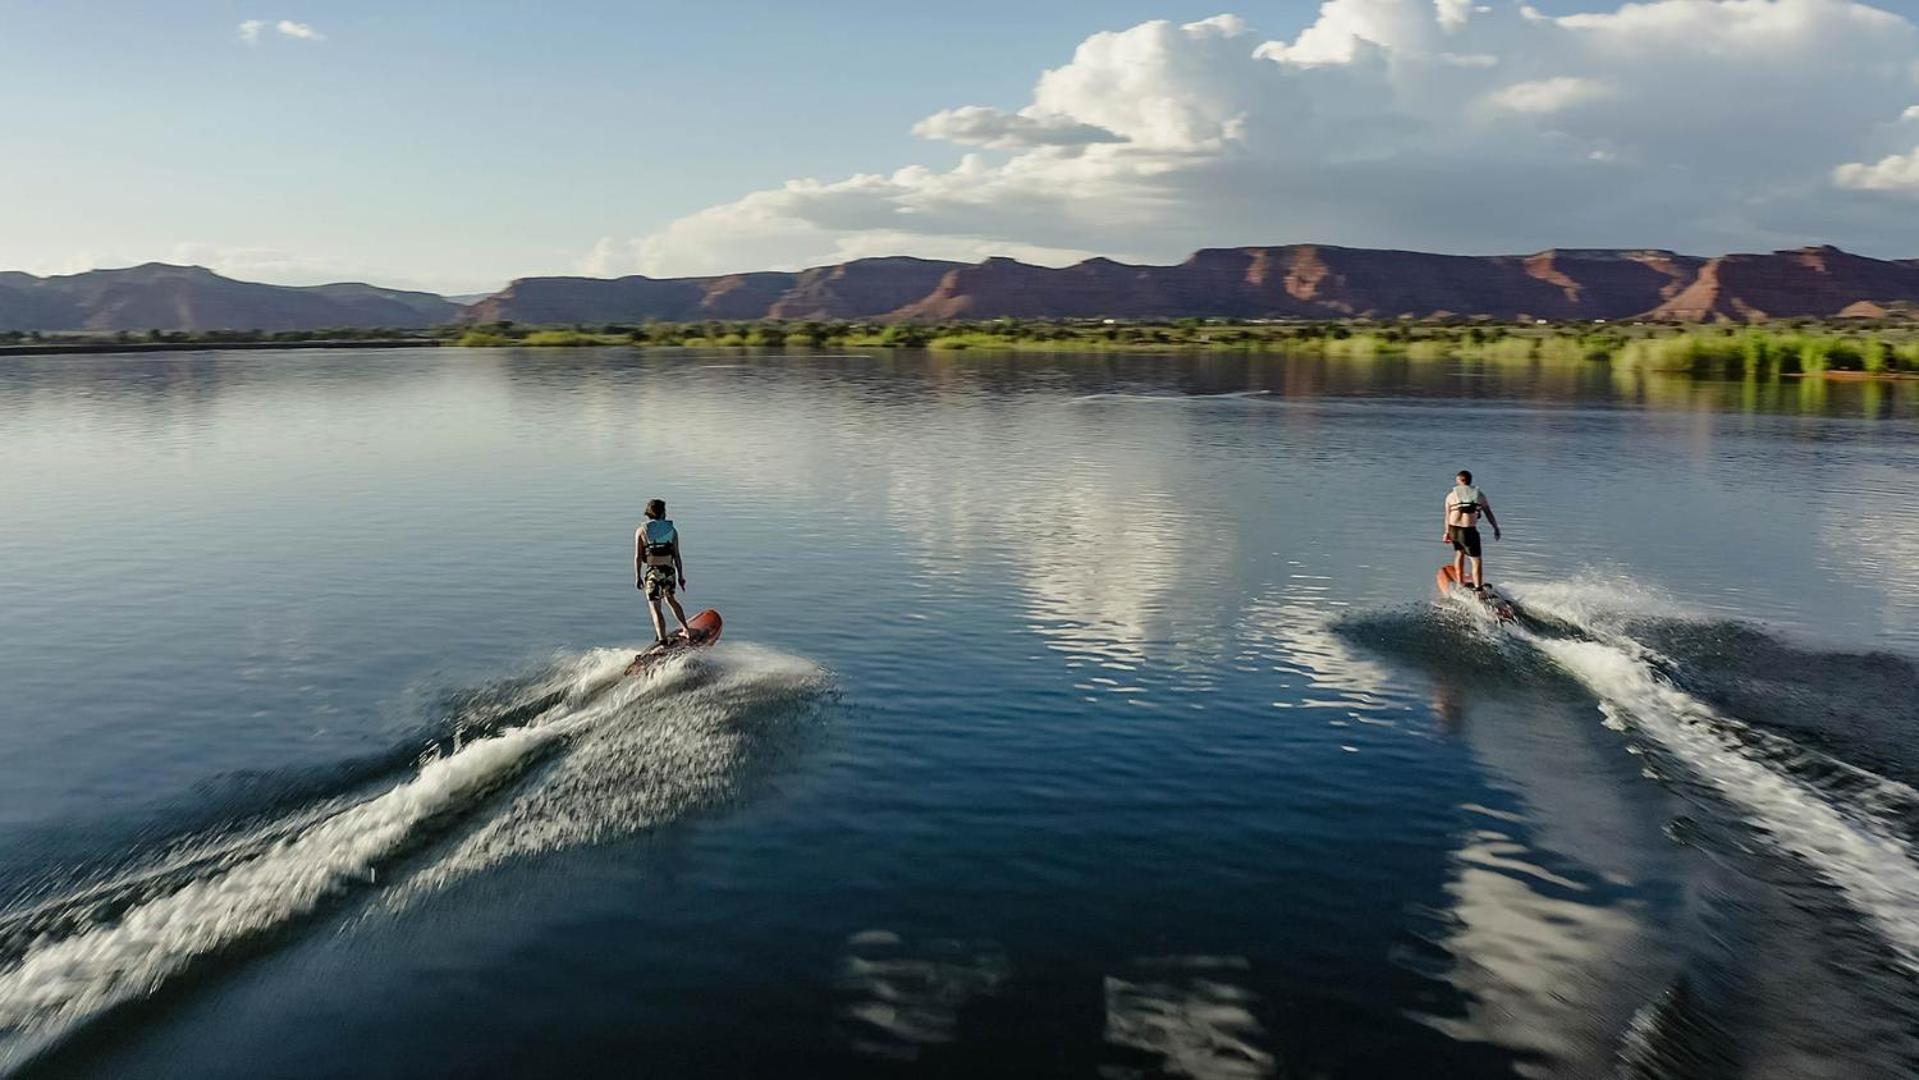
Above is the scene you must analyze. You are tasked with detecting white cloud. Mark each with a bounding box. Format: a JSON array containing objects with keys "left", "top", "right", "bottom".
[
  {"left": 614, "top": 0, "right": 1919, "bottom": 277},
  {"left": 1904, "top": 105, "right": 1919, "bottom": 122},
  {"left": 163, "top": 243, "right": 411, "bottom": 285},
  {"left": 1834, "top": 147, "right": 1919, "bottom": 193},
  {"left": 1436, "top": 0, "right": 1476, "bottom": 32},
  {"left": 913, "top": 106, "right": 1125, "bottom": 150},
  {"left": 238, "top": 18, "right": 324, "bottom": 44},
  {"left": 1489, "top": 76, "right": 1612, "bottom": 113},
  {"left": 275, "top": 19, "right": 323, "bottom": 41},
  {"left": 1255, "top": 0, "right": 1446, "bottom": 65},
  {"left": 579, "top": 236, "right": 625, "bottom": 277}
]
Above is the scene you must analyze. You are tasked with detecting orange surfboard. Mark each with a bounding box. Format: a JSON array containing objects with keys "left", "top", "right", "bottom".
[
  {"left": 625, "top": 608, "right": 724, "bottom": 676},
  {"left": 1436, "top": 567, "right": 1516, "bottom": 622}
]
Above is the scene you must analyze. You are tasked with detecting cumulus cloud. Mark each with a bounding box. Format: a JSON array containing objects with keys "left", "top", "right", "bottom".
[
  {"left": 1436, "top": 0, "right": 1476, "bottom": 32},
  {"left": 913, "top": 106, "right": 1126, "bottom": 150},
  {"left": 579, "top": 236, "right": 625, "bottom": 277},
  {"left": 1488, "top": 76, "right": 1612, "bottom": 113},
  {"left": 616, "top": 0, "right": 1919, "bottom": 276},
  {"left": 1834, "top": 147, "right": 1919, "bottom": 193},
  {"left": 238, "top": 18, "right": 324, "bottom": 44},
  {"left": 163, "top": 243, "right": 411, "bottom": 285},
  {"left": 275, "top": 19, "right": 324, "bottom": 41}
]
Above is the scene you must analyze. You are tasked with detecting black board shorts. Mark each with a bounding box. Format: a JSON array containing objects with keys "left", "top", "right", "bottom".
[
  {"left": 644, "top": 566, "right": 678, "bottom": 600},
  {"left": 1448, "top": 525, "right": 1483, "bottom": 558}
]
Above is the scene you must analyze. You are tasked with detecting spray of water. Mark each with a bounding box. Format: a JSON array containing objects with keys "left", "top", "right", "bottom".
[
  {"left": 1483, "top": 580, "right": 1919, "bottom": 973},
  {"left": 0, "top": 642, "right": 825, "bottom": 1071}
]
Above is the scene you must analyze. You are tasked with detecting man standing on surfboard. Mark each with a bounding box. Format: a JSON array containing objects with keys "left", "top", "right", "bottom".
[
  {"left": 1443, "top": 470, "right": 1501, "bottom": 591},
  {"left": 636, "top": 498, "right": 692, "bottom": 646}
]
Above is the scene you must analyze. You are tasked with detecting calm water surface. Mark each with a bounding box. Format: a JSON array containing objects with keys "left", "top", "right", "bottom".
[{"left": 1, "top": 348, "right": 1917, "bottom": 1078}]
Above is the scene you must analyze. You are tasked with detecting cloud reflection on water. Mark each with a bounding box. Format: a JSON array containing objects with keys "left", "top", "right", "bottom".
[
  {"left": 836, "top": 930, "right": 1010, "bottom": 1062},
  {"left": 1102, "top": 956, "right": 1275, "bottom": 1080}
]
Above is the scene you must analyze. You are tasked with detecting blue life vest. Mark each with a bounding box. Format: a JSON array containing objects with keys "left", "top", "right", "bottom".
[{"left": 641, "top": 519, "right": 678, "bottom": 567}]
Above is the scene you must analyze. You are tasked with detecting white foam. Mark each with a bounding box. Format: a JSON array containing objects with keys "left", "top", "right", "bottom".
[
  {"left": 1506, "top": 574, "right": 1696, "bottom": 631},
  {"left": 0, "top": 642, "right": 823, "bottom": 1069},
  {"left": 0, "top": 726, "right": 550, "bottom": 1065},
  {"left": 1535, "top": 635, "right": 1919, "bottom": 973},
  {"left": 1065, "top": 389, "right": 1273, "bottom": 405},
  {"left": 386, "top": 643, "right": 825, "bottom": 907}
]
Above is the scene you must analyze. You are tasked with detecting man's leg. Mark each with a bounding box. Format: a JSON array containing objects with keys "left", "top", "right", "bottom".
[
  {"left": 665, "top": 593, "right": 691, "bottom": 634},
  {"left": 1470, "top": 550, "right": 1485, "bottom": 591},
  {"left": 647, "top": 597, "right": 668, "bottom": 643},
  {"left": 1453, "top": 546, "right": 1467, "bottom": 586}
]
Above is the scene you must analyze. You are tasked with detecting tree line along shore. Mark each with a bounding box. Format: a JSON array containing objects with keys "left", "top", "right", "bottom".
[{"left": 5, "top": 319, "right": 1918, "bottom": 378}]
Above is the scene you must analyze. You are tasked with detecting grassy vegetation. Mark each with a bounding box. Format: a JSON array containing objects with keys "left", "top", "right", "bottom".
[
  {"left": 0, "top": 326, "right": 440, "bottom": 347},
  {"left": 444, "top": 317, "right": 1919, "bottom": 377},
  {"left": 9, "top": 318, "right": 1918, "bottom": 378}
]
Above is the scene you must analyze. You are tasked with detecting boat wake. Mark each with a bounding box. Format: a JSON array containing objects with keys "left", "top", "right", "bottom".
[
  {"left": 1369, "top": 579, "right": 1919, "bottom": 975},
  {"left": 0, "top": 642, "right": 827, "bottom": 1072}
]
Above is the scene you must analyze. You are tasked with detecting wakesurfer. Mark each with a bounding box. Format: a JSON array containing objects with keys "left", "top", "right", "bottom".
[
  {"left": 1443, "top": 470, "right": 1501, "bottom": 591},
  {"left": 636, "top": 498, "right": 691, "bottom": 646}
]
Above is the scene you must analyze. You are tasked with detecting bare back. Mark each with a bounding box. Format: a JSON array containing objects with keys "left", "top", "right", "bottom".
[{"left": 1445, "top": 486, "right": 1487, "bottom": 528}]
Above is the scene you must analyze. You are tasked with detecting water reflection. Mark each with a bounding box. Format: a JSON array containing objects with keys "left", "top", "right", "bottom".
[
  {"left": 836, "top": 930, "right": 1009, "bottom": 1062},
  {"left": 1818, "top": 460, "right": 1919, "bottom": 637},
  {"left": 1102, "top": 956, "right": 1274, "bottom": 1080},
  {"left": 4, "top": 346, "right": 1917, "bottom": 1077},
  {"left": 1415, "top": 810, "right": 1668, "bottom": 1076}
]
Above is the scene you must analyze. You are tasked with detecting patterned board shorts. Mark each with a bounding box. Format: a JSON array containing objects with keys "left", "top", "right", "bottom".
[{"left": 644, "top": 566, "right": 678, "bottom": 600}]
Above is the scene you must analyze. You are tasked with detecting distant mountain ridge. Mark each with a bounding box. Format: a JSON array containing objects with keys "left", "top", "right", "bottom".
[
  {"left": 468, "top": 245, "right": 1919, "bottom": 325},
  {"left": 0, "top": 263, "right": 460, "bottom": 331},
  {"left": 6, "top": 245, "right": 1919, "bottom": 332}
]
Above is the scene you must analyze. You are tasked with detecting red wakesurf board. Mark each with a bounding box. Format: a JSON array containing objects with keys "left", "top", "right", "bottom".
[
  {"left": 624, "top": 608, "right": 724, "bottom": 676},
  {"left": 1437, "top": 566, "right": 1516, "bottom": 622}
]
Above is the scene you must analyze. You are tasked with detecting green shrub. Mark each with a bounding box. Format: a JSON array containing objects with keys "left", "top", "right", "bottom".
[{"left": 455, "top": 330, "right": 516, "bottom": 346}]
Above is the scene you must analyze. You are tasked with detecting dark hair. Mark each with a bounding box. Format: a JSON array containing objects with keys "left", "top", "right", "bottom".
[
  {"left": 645, "top": 498, "right": 666, "bottom": 519},
  {"left": 1456, "top": 470, "right": 1472, "bottom": 484}
]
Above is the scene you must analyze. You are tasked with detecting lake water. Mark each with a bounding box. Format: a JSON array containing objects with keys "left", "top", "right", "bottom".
[{"left": 1, "top": 347, "right": 1917, "bottom": 1078}]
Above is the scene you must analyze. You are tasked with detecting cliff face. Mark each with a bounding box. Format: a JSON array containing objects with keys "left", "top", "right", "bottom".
[
  {"left": 0, "top": 264, "right": 462, "bottom": 331},
  {"left": 1648, "top": 246, "right": 1919, "bottom": 321},
  {"left": 7, "top": 245, "right": 1918, "bottom": 332},
  {"left": 468, "top": 245, "right": 1916, "bottom": 325},
  {"left": 461, "top": 275, "right": 709, "bottom": 324},
  {"left": 894, "top": 257, "right": 1177, "bottom": 320},
  {"left": 769, "top": 257, "right": 967, "bottom": 320},
  {"left": 463, "top": 258, "right": 972, "bottom": 325}
]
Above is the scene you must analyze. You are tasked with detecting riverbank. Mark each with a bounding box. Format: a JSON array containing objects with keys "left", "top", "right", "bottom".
[
  {"left": 453, "top": 320, "right": 1919, "bottom": 377},
  {"left": 7, "top": 320, "right": 1918, "bottom": 379},
  {"left": 0, "top": 338, "right": 437, "bottom": 357}
]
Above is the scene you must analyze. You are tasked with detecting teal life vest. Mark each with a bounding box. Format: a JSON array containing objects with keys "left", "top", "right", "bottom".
[{"left": 641, "top": 519, "right": 678, "bottom": 567}]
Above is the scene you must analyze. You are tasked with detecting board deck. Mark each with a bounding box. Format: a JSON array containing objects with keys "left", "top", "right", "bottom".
[
  {"left": 1436, "top": 566, "right": 1517, "bottom": 622},
  {"left": 624, "top": 608, "right": 724, "bottom": 676}
]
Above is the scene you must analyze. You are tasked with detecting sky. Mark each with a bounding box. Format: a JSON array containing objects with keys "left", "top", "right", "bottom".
[{"left": 3, "top": 0, "right": 1918, "bottom": 294}]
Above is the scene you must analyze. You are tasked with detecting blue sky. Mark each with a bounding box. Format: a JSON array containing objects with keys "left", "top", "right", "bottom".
[{"left": 4, "top": 1, "right": 1917, "bottom": 293}]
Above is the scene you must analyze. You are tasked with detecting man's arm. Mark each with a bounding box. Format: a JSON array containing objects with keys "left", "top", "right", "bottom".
[
  {"left": 1442, "top": 496, "right": 1454, "bottom": 541},
  {"left": 634, "top": 528, "right": 646, "bottom": 588},
  {"left": 1481, "top": 497, "right": 1501, "bottom": 539},
  {"left": 673, "top": 535, "right": 686, "bottom": 587}
]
